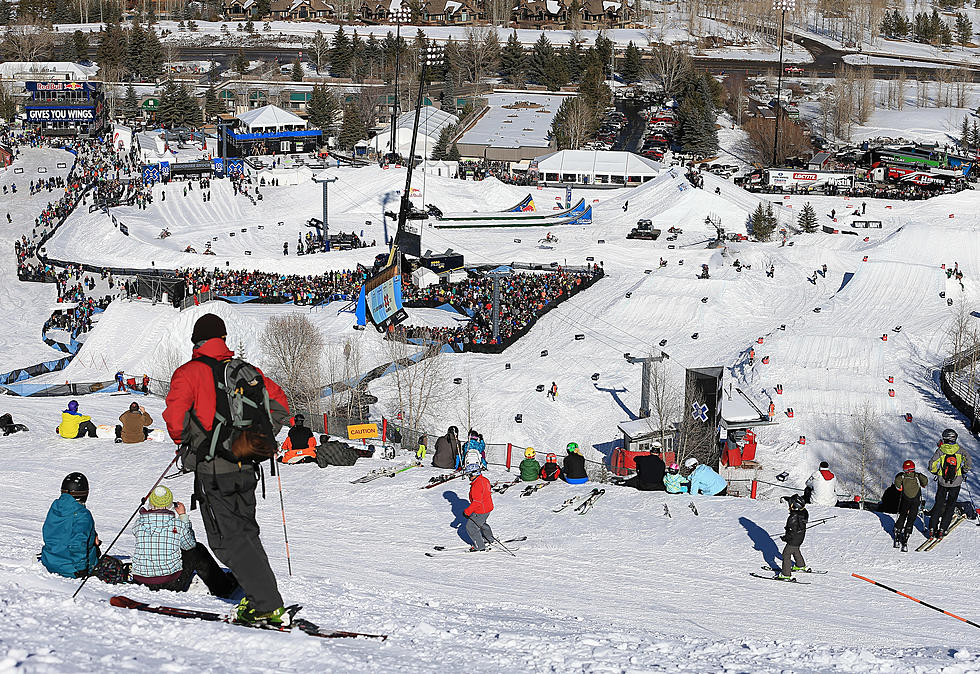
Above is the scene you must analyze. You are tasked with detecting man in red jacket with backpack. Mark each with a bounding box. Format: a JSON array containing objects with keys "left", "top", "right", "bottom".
[
  {"left": 463, "top": 463, "right": 495, "bottom": 552},
  {"left": 163, "top": 313, "right": 291, "bottom": 626}
]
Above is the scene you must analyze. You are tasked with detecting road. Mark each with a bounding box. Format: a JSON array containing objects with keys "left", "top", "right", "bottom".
[{"left": 612, "top": 100, "right": 646, "bottom": 154}]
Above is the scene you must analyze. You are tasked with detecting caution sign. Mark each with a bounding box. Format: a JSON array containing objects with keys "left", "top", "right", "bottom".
[{"left": 347, "top": 423, "right": 378, "bottom": 440}]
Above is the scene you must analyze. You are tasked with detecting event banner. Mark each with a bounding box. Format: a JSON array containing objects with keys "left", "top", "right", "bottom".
[
  {"left": 364, "top": 263, "right": 407, "bottom": 331},
  {"left": 27, "top": 107, "right": 96, "bottom": 122}
]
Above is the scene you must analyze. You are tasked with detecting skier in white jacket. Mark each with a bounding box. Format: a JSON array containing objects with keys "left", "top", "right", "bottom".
[{"left": 804, "top": 461, "right": 838, "bottom": 506}]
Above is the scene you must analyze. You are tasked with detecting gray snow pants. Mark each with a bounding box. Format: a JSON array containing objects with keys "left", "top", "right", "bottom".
[
  {"left": 465, "top": 513, "right": 495, "bottom": 551},
  {"left": 195, "top": 463, "right": 283, "bottom": 613},
  {"left": 781, "top": 544, "right": 806, "bottom": 576}
]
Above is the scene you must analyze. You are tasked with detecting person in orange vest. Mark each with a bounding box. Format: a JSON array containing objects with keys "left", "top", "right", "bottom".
[
  {"left": 768, "top": 401, "right": 775, "bottom": 419},
  {"left": 279, "top": 414, "right": 317, "bottom": 464},
  {"left": 749, "top": 348, "right": 755, "bottom": 365},
  {"left": 548, "top": 381, "right": 558, "bottom": 401}
]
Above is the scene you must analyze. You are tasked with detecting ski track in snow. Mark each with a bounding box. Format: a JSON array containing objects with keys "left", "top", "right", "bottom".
[{"left": 1, "top": 149, "right": 979, "bottom": 672}]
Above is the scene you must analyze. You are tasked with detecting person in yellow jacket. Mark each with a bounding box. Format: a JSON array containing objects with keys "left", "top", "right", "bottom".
[
  {"left": 927, "top": 428, "right": 971, "bottom": 538},
  {"left": 57, "top": 400, "right": 97, "bottom": 439}
]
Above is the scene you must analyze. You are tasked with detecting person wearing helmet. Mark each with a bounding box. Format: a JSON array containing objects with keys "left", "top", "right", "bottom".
[
  {"left": 685, "top": 456, "right": 728, "bottom": 496},
  {"left": 115, "top": 401, "right": 153, "bottom": 444},
  {"left": 41, "top": 473, "right": 100, "bottom": 578},
  {"left": 279, "top": 414, "right": 317, "bottom": 464},
  {"left": 927, "top": 428, "right": 971, "bottom": 539},
  {"left": 459, "top": 429, "right": 487, "bottom": 470},
  {"left": 803, "top": 461, "right": 838, "bottom": 507},
  {"left": 627, "top": 445, "right": 666, "bottom": 491},
  {"left": 519, "top": 446, "right": 541, "bottom": 482},
  {"left": 776, "top": 494, "right": 810, "bottom": 580},
  {"left": 664, "top": 463, "right": 689, "bottom": 494},
  {"left": 132, "top": 485, "right": 237, "bottom": 597},
  {"left": 540, "top": 453, "right": 562, "bottom": 481},
  {"left": 431, "top": 426, "right": 460, "bottom": 470},
  {"left": 562, "top": 442, "right": 589, "bottom": 484},
  {"left": 57, "top": 400, "right": 97, "bottom": 439},
  {"left": 463, "top": 464, "right": 495, "bottom": 552},
  {"left": 893, "top": 460, "right": 928, "bottom": 551}
]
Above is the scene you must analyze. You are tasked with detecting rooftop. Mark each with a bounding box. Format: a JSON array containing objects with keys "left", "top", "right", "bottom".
[{"left": 459, "top": 92, "right": 570, "bottom": 149}]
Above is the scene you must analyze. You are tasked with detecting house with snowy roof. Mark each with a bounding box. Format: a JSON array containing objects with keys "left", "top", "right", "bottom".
[{"left": 512, "top": 0, "right": 567, "bottom": 28}]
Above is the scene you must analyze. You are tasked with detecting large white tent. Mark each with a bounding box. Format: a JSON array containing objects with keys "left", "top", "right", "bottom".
[
  {"left": 366, "top": 107, "right": 459, "bottom": 159},
  {"left": 534, "top": 150, "right": 664, "bottom": 188}
]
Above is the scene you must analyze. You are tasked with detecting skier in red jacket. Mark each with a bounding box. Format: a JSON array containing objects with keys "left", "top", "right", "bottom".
[
  {"left": 163, "top": 313, "right": 291, "bottom": 626},
  {"left": 463, "top": 463, "right": 495, "bottom": 552}
]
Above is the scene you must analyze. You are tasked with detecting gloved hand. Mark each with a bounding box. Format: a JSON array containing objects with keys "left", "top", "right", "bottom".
[{"left": 780, "top": 535, "right": 787, "bottom": 542}]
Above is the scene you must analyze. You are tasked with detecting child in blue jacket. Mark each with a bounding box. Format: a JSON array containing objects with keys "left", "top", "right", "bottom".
[{"left": 41, "top": 473, "right": 99, "bottom": 578}]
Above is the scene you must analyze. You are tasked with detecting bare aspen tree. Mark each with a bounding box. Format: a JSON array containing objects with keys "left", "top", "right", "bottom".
[
  {"left": 260, "top": 314, "right": 326, "bottom": 418},
  {"left": 650, "top": 44, "right": 690, "bottom": 100},
  {"left": 851, "top": 402, "right": 882, "bottom": 508},
  {"left": 896, "top": 69, "right": 906, "bottom": 110},
  {"left": 675, "top": 372, "right": 718, "bottom": 468},
  {"left": 856, "top": 68, "right": 874, "bottom": 123},
  {"left": 384, "top": 334, "right": 450, "bottom": 440},
  {"left": 644, "top": 358, "right": 683, "bottom": 453}
]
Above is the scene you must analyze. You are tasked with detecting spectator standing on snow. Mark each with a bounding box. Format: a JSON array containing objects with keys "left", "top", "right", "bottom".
[
  {"left": 463, "top": 463, "right": 495, "bottom": 552},
  {"left": 803, "top": 461, "right": 838, "bottom": 506},
  {"left": 928, "top": 429, "right": 970, "bottom": 539},
  {"left": 776, "top": 494, "right": 810, "bottom": 581},
  {"left": 893, "top": 460, "right": 928, "bottom": 551}
]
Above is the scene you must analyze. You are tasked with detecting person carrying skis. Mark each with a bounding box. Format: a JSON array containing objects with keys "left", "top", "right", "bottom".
[
  {"left": 163, "top": 313, "right": 291, "bottom": 626},
  {"left": 776, "top": 494, "right": 810, "bottom": 580},
  {"left": 803, "top": 461, "right": 838, "bottom": 506},
  {"left": 928, "top": 428, "right": 970, "bottom": 539},
  {"left": 685, "top": 457, "right": 728, "bottom": 496},
  {"left": 132, "top": 485, "right": 237, "bottom": 597},
  {"left": 58, "top": 400, "right": 97, "bottom": 439},
  {"left": 115, "top": 402, "right": 153, "bottom": 444},
  {"left": 893, "top": 459, "right": 928, "bottom": 551},
  {"left": 540, "top": 453, "right": 562, "bottom": 481},
  {"left": 562, "top": 442, "right": 589, "bottom": 484},
  {"left": 519, "top": 446, "right": 541, "bottom": 481},
  {"left": 431, "top": 426, "right": 460, "bottom": 470},
  {"left": 664, "top": 463, "right": 689, "bottom": 494},
  {"left": 463, "top": 463, "right": 495, "bottom": 552}
]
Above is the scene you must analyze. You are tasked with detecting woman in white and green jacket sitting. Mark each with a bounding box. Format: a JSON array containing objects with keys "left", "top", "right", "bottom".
[{"left": 131, "top": 486, "right": 238, "bottom": 597}]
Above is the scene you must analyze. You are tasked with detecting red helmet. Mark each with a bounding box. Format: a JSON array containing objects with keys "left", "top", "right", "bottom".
[
  {"left": 903, "top": 460, "right": 915, "bottom": 471},
  {"left": 546, "top": 453, "right": 557, "bottom": 462}
]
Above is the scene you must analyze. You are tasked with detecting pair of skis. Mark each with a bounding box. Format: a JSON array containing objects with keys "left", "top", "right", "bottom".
[
  {"left": 350, "top": 462, "right": 420, "bottom": 484},
  {"left": 109, "top": 596, "right": 387, "bottom": 640},
  {"left": 424, "top": 536, "right": 527, "bottom": 557},
  {"left": 520, "top": 482, "right": 551, "bottom": 497},
  {"left": 914, "top": 514, "right": 967, "bottom": 552},
  {"left": 421, "top": 472, "right": 462, "bottom": 489},
  {"left": 663, "top": 501, "right": 699, "bottom": 518},
  {"left": 750, "top": 567, "right": 828, "bottom": 584},
  {"left": 493, "top": 477, "right": 522, "bottom": 494}
]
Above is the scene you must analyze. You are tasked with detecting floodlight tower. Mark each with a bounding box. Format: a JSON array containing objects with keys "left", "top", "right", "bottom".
[
  {"left": 388, "top": 8, "right": 411, "bottom": 159},
  {"left": 772, "top": 0, "right": 796, "bottom": 168}
]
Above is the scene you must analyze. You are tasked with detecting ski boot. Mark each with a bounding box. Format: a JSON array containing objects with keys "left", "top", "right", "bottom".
[
  {"left": 236, "top": 597, "right": 291, "bottom": 626},
  {"left": 900, "top": 540, "right": 908, "bottom": 552},
  {"left": 893, "top": 537, "right": 901, "bottom": 549},
  {"left": 774, "top": 573, "right": 795, "bottom": 582},
  {"left": 791, "top": 565, "right": 811, "bottom": 573}
]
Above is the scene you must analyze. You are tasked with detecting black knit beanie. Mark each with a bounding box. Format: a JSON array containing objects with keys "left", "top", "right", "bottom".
[{"left": 191, "top": 313, "right": 226, "bottom": 344}]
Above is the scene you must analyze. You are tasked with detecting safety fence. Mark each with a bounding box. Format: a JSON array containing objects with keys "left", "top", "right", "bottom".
[{"left": 939, "top": 344, "right": 980, "bottom": 434}]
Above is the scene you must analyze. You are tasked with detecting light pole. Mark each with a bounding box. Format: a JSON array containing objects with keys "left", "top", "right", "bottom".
[
  {"left": 312, "top": 174, "right": 338, "bottom": 246},
  {"left": 771, "top": 0, "right": 795, "bottom": 168},
  {"left": 388, "top": 8, "right": 410, "bottom": 160}
]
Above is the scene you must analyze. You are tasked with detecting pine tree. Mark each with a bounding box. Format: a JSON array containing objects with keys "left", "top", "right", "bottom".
[
  {"left": 0, "top": 0, "right": 12, "bottom": 25},
  {"left": 291, "top": 58, "right": 304, "bottom": 81},
  {"left": 63, "top": 33, "right": 80, "bottom": 62},
  {"left": 307, "top": 85, "right": 338, "bottom": 131},
  {"left": 330, "top": 26, "right": 351, "bottom": 78},
  {"left": 122, "top": 84, "right": 140, "bottom": 119},
  {"left": 338, "top": 101, "right": 366, "bottom": 150},
  {"left": 448, "top": 143, "right": 461, "bottom": 161},
  {"left": 255, "top": 0, "right": 270, "bottom": 17},
  {"left": 128, "top": 18, "right": 146, "bottom": 80},
  {"left": 972, "top": 119, "right": 980, "bottom": 147},
  {"left": 955, "top": 12, "right": 972, "bottom": 45},
  {"left": 0, "top": 86, "right": 17, "bottom": 121},
  {"left": 798, "top": 202, "right": 818, "bottom": 233},
  {"left": 234, "top": 48, "right": 249, "bottom": 77},
  {"left": 566, "top": 38, "right": 582, "bottom": 82},
  {"left": 431, "top": 125, "right": 451, "bottom": 160},
  {"left": 143, "top": 29, "right": 165, "bottom": 81},
  {"left": 72, "top": 30, "right": 89, "bottom": 62},
  {"left": 348, "top": 30, "right": 365, "bottom": 82},
  {"left": 594, "top": 33, "right": 613, "bottom": 77},
  {"left": 751, "top": 202, "right": 777, "bottom": 241},
  {"left": 52, "top": 0, "right": 73, "bottom": 24},
  {"left": 621, "top": 41, "right": 643, "bottom": 83},
  {"left": 204, "top": 84, "right": 223, "bottom": 119},
  {"left": 529, "top": 33, "right": 555, "bottom": 87},
  {"left": 961, "top": 115, "right": 971, "bottom": 148},
  {"left": 96, "top": 22, "right": 127, "bottom": 78},
  {"left": 500, "top": 30, "right": 526, "bottom": 85}
]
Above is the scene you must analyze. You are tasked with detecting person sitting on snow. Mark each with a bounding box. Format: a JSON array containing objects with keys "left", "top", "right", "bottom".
[
  {"left": 41, "top": 472, "right": 100, "bottom": 578},
  {"left": 131, "top": 486, "right": 237, "bottom": 597},
  {"left": 664, "top": 463, "right": 689, "bottom": 494},
  {"left": 115, "top": 402, "right": 153, "bottom": 444},
  {"left": 519, "top": 447, "right": 541, "bottom": 482},
  {"left": 57, "top": 400, "right": 97, "bottom": 439},
  {"left": 685, "top": 457, "right": 727, "bottom": 496},
  {"left": 803, "top": 461, "right": 839, "bottom": 506},
  {"left": 279, "top": 414, "right": 317, "bottom": 464},
  {"left": 562, "top": 443, "right": 589, "bottom": 484},
  {"left": 627, "top": 446, "right": 666, "bottom": 491},
  {"left": 458, "top": 429, "right": 487, "bottom": 469},
  {"left": 540, "top": 453, "right": 562, "bottom": 481}
]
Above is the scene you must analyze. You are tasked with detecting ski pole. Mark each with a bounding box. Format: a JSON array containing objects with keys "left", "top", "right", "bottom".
[
  {"left": 851, "top": 574, "right": 980, "bottom": 630},
  {"left": 492, "top": 536, "right": 517, "bottom": 557},
  {"left": 275, "top": 466, "right": 293, "bottom": 576},
  {"left": 73, "top": 454, "right": 178, "bottom": 600},
  {"left": 769, "top": 515, "right": 836, "bottom": 538}
]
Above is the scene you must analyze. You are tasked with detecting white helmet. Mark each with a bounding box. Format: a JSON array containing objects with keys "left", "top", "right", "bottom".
[{"left": 683, "top": 457, "right": 699, "bottom": 469}]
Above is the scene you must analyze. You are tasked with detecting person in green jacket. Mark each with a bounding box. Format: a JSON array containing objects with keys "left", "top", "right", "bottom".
[
  {"left": 518, "top": 447, "right": 540, "bottom": 481},
  {"left": 928, "top": 429, "right": 971, "bottom": 538},
  {"left": 893, "top": 459, "right": 928, "bottom": 551}
]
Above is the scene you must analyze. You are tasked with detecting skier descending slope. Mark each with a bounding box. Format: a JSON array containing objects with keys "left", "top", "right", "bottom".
[
  {"left": 927, "top": 429, "right": 970, "bottom": 540},
  {"left": 463, "top": 463, "right": 495, "bottom": 552},
  {"left": 163, "top": 314, "right": 292, "bottom": 626},
  {"left": 893, "top": 460, "right": 928, "bottom": 552},
  {"left": 775, "top": 494, "right": 810, "bottom": 581}
]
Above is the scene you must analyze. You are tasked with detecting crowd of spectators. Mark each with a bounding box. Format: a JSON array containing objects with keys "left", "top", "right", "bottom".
[{"left": 173, "top": 267, "right": 368, "bottom": 305}]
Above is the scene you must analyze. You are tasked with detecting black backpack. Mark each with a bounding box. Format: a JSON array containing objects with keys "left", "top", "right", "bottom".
[
  {"left": 179, "top": 356, "right": 277, "bottom": 472},
  {"left": 941, "top": 454, "right": 960, "bottom": 483}
]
